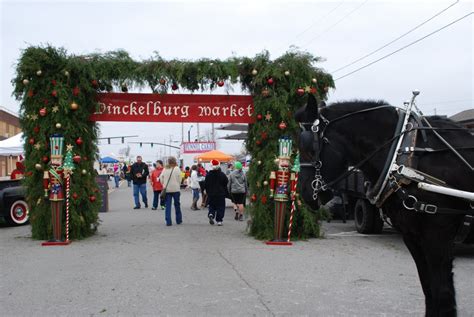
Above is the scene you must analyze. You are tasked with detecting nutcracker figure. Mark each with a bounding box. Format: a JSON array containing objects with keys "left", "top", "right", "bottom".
[
  {"left": 267, "top": 138, "right": 297, "bottom": 245},
  {"left": 42, "top": 134, "right": 66, "bottom": 244}
]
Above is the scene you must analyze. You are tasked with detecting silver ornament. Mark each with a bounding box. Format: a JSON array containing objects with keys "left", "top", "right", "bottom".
[
  {"left": 284, "top": 70, "right": 290, "bottom": 76},
  {"left": 22, "top": 79, "right": 29, "bottom": 85},
  {"left": 35, "top": 163, "right": 42, "bottom": 170},
  {"left": 251, "top": 69, "right": 258, "bottom": 76},
  {"left": 36, "top": 70, "right": 42, "bottom": 76},
  {"left": 263, "top": 180, "right": 269, "bottom": 186},
  {"left": 82, "top": 169, "right": 87, "bottom": 175},
  {"left": 64, "top": 71, "right": 70, "bottom": 77},
  {"left": 312, "top": 78, "right": 317, "bottom": 83},
  {"left": 257, "top": 160, "right": 262, "bottom": 165},
  {"left": 55, "top": 123, "right": 62, "bottom": 129}
]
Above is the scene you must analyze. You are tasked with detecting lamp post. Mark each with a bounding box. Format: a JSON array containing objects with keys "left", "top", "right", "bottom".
[{"left": 187, "top": 125, "right": 193, "bottom": 142}]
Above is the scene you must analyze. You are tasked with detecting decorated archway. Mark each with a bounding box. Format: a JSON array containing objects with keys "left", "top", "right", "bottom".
[{"left": 13, "top": 46, "right": 334, "bottom": 240}]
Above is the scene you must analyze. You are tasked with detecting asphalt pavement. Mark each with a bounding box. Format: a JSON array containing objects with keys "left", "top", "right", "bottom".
[{"left": 1, "top": 180, "right": 473, "bottom": 316}]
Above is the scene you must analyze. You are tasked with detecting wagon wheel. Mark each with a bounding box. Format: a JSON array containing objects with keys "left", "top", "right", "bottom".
[
  {"left": 5, "top": 199, "right": 29, "bottom": 226},
  {"left": 354, "top": 199, "right": 376, "bottom": 234}
]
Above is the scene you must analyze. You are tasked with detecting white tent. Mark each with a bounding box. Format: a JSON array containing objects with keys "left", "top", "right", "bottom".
[{"left": 0, "top": 133, "right": 24, "bottom": 156}]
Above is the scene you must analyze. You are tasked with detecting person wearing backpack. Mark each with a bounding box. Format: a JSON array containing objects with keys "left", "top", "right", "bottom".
[{"left": 228, "top": 161, "right": 247, "bottom": 221}]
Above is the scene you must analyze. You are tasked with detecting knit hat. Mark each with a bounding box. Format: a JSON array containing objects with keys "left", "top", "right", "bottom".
[
  {"left": 234, "top": 161, "right": 243, "bottom": 170},
  {"left": 211, "top": 159, "right": 220, "bottom": 169}
]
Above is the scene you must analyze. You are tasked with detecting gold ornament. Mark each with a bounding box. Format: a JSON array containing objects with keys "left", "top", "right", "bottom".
[
  {"left": 33, "top": 143, "right": 41, "bottom": 150},
  {"left": 35, "top": 163, "right": 42, "bottom": 170},
  {"left": 66, "top": 144, "right": 74, "bottom": 151},
  {"left": 36, "top": 70, "right": 42, "bottom": 76},
  {"left": 263, "top": 180, "right": 269, "bottom": 186},
  {"left": 257, "top": 160, "right": 262, "bottom": 165},
  {"left": 52, "top": 106, "right": 59, "bottom": 113},
  {"left": 284, "top": 70, "right": 290, "bottom": 76},
  {"left": 30, "top": 114, "right": 38, "bottom": 121},
  {"left": 70, "top": 102, "right": 79, "bottom": 110},
  {"left": 55, "top": 123, "right": 62, "bottom": 129},
  {"left": 265, "top": 112, "right": 272, "bottom": 121},
  {"left": 312, "top": 78, "right": 317, "bottom": 83},
  {"left": 251, "top": 69, "right": 258, "bottom": 76},
  {"left": 256, "top": 182, "right": 261, "bottom": 188},
  {"left": 64, "top": 70, "right": 70, "bottom": 77},
  {"left": 22, "top": 79, "right": 29, "bottom": 85},
  {"left": 82, "top": 169, "right": 87, "bottom": 175}
]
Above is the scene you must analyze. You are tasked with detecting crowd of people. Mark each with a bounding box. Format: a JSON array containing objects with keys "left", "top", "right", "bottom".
[{"left": 109, "top": 155, "right": 248, "bottom": 227}]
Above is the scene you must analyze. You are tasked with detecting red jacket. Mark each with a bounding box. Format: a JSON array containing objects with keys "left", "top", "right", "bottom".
[{"left": 150, "top": 167, "right": 164, "bottom": 191}]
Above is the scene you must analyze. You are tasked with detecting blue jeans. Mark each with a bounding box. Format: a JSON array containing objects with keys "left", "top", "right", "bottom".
[
  {"left": 165, "top": 192, "right": 182, "bottom": 226},
  {"left": 114, "top": 175, "right": 120, "bottom": 188},
  {"left": 133, "top": 183, "right": 148, "bottom": 207},
  {"left": 192, "top": 188, "right": 200, "bottom": 201},
  {"left": 153, "top": 190, "right": 165, "bottom": 208}
]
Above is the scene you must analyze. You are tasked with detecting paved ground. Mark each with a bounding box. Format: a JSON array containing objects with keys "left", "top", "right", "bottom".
[{"left": 1, "top": 180, "right": 473, "bottom": 316}]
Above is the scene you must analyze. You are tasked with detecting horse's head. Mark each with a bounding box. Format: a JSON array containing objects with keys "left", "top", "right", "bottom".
[{"left": 294, "top": 94, "right": 348, "bottom": 210}]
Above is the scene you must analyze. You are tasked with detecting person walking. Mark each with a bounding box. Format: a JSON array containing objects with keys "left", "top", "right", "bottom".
[
  {"left": 228, "top": 161, "right": 247, "bottom": 221},
  {"left": 189, "top": 165, "right": 201, "bottom": 210},
  {"left": 131, "top": 155, "right": 149, "bottom": 209},
  {"left": 113, "top": 163, "right": 120, "bottom": 188},
  {"left": 205, "top": 159, "right": 228, "bottom": 226},
  {"left": 159, "top": 156, "right": 182, "bottom": 226},
  {"left": 197, "top": 163, "right": 207, "bottom": 207},
  {"left": 150, "top": 160, "right": 165, "bottom": 210},
  {"left": 123, "top": 163, "right": 132, "bottom": 187}
]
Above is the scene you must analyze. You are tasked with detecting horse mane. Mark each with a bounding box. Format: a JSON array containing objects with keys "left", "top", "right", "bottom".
[{"left": 322, "top": 100, "right": 391, "bottom": 119}]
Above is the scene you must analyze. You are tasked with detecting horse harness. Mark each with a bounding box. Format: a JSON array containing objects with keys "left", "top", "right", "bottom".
[{"left": 299, "top": 103, "right": 474, "bottom": 227}]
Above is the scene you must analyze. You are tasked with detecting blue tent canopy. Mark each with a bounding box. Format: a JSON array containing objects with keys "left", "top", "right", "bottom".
[{"left": 100, "top": 156, "right": 119, "bottom": 163}]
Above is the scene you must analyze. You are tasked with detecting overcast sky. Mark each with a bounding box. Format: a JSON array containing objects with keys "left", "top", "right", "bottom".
[{"left": 1, "top": 0, "right": 472, "bottom": 162}]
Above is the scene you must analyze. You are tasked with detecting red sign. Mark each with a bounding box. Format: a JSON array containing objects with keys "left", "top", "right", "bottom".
[
  {"left": 182, "top": 142, "right": 216, "bottom": 154},
  {"left": 90, "top": 93, "right": 255, "bottom": 123}
]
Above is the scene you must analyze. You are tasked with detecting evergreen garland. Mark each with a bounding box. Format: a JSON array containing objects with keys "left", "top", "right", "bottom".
[{"left": 13, "top": 46, "right": 334, "bottom": 240}]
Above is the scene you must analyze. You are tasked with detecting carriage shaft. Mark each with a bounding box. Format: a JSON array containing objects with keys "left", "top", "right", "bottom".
[{"left": 417, "top": 182, "right": 474, "bottom": 201}]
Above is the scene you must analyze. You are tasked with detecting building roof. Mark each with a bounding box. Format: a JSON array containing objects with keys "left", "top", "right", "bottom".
[
  {"left": 450, "top": 109, "right": 474, "bottom": 122},
  {"left": 219, "top": 132, "right": 248, "bottom": 140},
  {"left": 215, "top": 124, "right": 248, "bottom": 131}
]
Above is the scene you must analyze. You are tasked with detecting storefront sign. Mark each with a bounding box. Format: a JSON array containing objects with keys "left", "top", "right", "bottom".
[
  {"left": 182, "top": 142, "right": 216, "bottom": 154},
  {"left": 90, "top": 93, "right": 254, "bottom": 123}
]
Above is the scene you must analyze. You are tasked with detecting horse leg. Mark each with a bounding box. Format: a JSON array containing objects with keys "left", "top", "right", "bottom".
[
  {"left": 402, "top": 233, "right": 434, "bottom": 314},
  {"left": 423, "top": 239, "right": 457, "bottom": 317}
]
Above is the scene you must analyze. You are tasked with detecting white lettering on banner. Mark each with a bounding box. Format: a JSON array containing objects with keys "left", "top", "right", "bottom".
[
  {"left": 130, "top": 102, "right": 138, "bottom": 115},
  {"left": 152, "top": 101, "right": 161, "bottom": 115},
  {"left": 183, "top": 142, "right": 216, "bottom": 153},
  {"left": 180, "top": 105, "right": 189, "bottom": 118},
  {"left": 123, "top": 104, "right": 129, "bottom": 115},
  {"left": 247, "top": 104, "right": 253, "bottom": 116},
  {"left": 230, "top": 104, "right": 237, "bottom": 116}
]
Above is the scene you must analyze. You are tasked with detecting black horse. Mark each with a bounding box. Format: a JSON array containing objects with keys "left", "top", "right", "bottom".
[{"left": 295, "top": 94, "right": 474, "bottom": 316}]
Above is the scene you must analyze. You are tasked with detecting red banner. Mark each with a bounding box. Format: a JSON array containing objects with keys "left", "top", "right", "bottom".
[{"left": 90, "top": 93, "right": 255, "bottom": 123}]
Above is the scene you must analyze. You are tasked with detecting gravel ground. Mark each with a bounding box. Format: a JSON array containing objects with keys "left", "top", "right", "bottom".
[{"left": 1, "top": 181, "right": 473, "bottom": 316}]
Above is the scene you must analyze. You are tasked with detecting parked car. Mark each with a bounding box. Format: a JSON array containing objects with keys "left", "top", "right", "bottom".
[{"left": 0, "top": 179, "right": 29, "bottom": 225}]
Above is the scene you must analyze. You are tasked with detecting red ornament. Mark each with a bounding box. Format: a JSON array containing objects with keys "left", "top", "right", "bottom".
[
  {"left": 51, "top": 80, "right": 57, "bottom": 86},
  {"left": 28, "top": 138, "right": 35, "bottom": 145},
  {"left": 261, "top": 132, "right": 268, "bottom": 140},
  {"left": 51, "top": 90, "right": 57, "bottom": 97},
  {"left": 171, "top": 83, "right": 179, "bottom": 91},
  {"left": 261, "top": 88, "right": 270, "bottom": 97},
  {"left": 75, "top": 137, "right": 83, "bottom": 146},
  {"left": 251, "top": 194, "right": 257, "bottom": 202},
  {"left": 25, "top": 171, "right": 33, "bottom": 177},
  {"left": 89, "top": 195, "right": 96, "bottom": 202},
  {"left": 43, "top": 99, "right": 49, "bottom": 105},
  {"left": 256, "top": 140, "right": 262, "bottom": 146},
  {"left": 217, "top": 80, "right": 224, "bottom": 87},
  {"left": 39, "top": 108, "right": 47, "bottom": 117},
  {"left": 27, "top": 90, "right": 34, "bottom": 98},
  {"left": 310, "top": 87, "right": 317, "bottom": 94},
  {"left": 73, "top": 155, "right": 81, "bottom": 163},
  {"left": 261, "top": 195, "right": 268, "bottom": 204},
  {"left": 94, "top": 188, "right": 99, "bottom": 193},
  {"left": 159, "top": 78, "right": 166, "bottom": 85},
  {"left": 91, "top": 80, "right": 99, "bottom": 88},
  {"left": 42, "top": 156, "right": 49, "bottom": 163},
  {"left": 72, "top": 193, "right": 79, "bottom": 200},
  {"left": 33, "top": 126, "right": 40, "bottom": 133},
  {"left": 72, "top": 87, "right": 80, "bottom": 96},
  {"left": 267, "top": 78, "right": 274, "bottom": 85},
  {"left": 296, "top": 88, "right": 305, "bottom": 96},
  {"left": 279, "top": 121, "right": 287, "bottom": 130},
  {"left": 256, "top": 114, "right": 263, "bottom": 121}
]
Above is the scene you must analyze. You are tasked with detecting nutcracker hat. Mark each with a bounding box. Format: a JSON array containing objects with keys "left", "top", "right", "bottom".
[{"left": 211, "top": 159, "right": 220, "bottom": 169}]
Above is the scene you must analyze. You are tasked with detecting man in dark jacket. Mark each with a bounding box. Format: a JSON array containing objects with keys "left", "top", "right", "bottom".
[
  {"left": 130, "top": 155, "right": 149, "bottom": 209},
  {"left": 204, "top": 159, "right": 228, "bottom": 226}
]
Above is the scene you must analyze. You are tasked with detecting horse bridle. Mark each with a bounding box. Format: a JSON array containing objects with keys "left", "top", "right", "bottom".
[{"left": 299, "top": 106, "right": 395, "bottom": 201}]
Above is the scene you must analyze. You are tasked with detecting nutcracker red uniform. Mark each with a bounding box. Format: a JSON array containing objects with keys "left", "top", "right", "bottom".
[
  {"left": 42, "top": 135, "right": 65, "bottom": 243},
  {"left": 267, "top": 138, "right": 297, "bottom": 245}
]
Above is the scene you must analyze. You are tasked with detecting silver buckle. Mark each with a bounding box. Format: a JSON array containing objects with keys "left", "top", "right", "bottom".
[{"left": 423, "top": 204, "right": 437, "bottom": 214}]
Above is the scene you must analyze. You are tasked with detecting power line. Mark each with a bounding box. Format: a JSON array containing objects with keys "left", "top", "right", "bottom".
[
  {"left": 334, "top": 12, "right": 473, "bottom": 81},
  {"left": 331, "top": 0, "right": 459, "bottom": 74},
  {"left": 302, "top": 0, "right": 369, "bottom": 47}
]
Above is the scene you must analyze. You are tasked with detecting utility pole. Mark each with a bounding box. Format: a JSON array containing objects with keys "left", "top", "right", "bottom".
[
  {"left": 196, "top": 123, "right": 200, "bottom": 142},
  {"left": 211, "top": 123, "right": 215, "bottom": 141}
]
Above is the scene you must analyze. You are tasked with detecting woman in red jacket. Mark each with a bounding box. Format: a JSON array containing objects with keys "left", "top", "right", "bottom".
[{"left": 150, "top": 160, "right": 165, "bottom": 210}]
